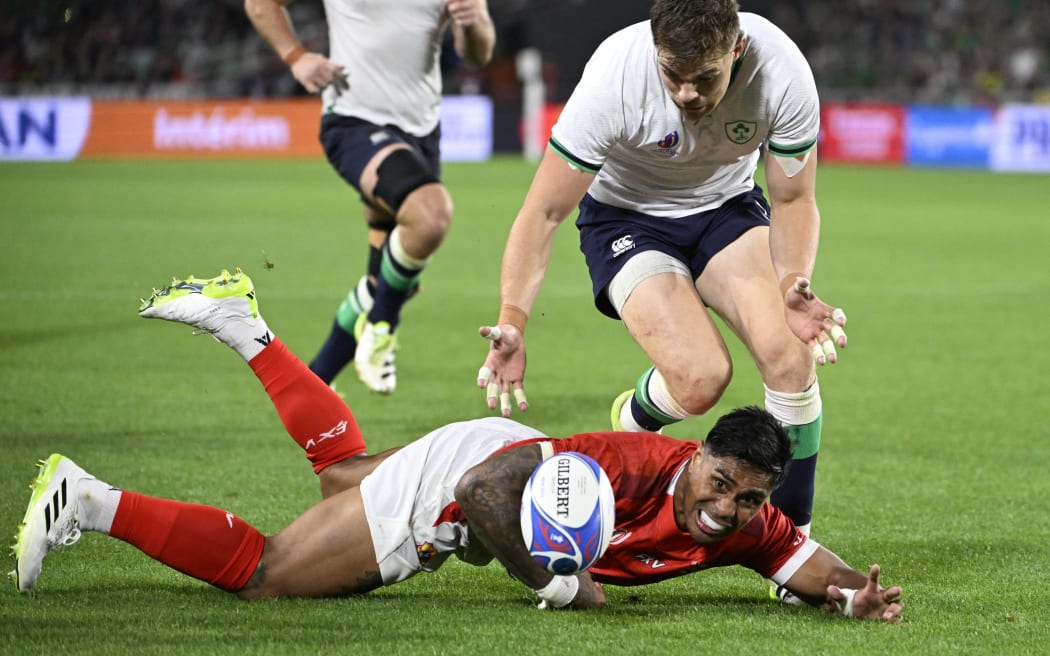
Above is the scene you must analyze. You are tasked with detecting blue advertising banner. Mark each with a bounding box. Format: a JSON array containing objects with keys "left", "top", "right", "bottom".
[
  {"left": 905, "top": 106, "right": 993, "bottom": 168},
  {"left": 990, "top": 104, "right": 1050, "bottom": 172},
  {"left": 0, "top": 97, "right": 91, "bottom": 161}
]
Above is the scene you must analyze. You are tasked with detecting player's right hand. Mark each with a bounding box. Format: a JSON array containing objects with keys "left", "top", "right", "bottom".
[
  {"left": 477, "top": 324, "right": 528, "bottom": 417},
  {"left": 782, "top": 276, "right": 847, "bottom": 365},
  {"left": 290, "top": 53, "right": 348, "bottom": 95}
]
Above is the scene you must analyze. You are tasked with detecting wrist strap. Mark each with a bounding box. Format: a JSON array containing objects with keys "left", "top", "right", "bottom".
[
  {"left": 534, "top": 575, "right": 578, "bottom": 608},
  {"left": 498, "top": 303, "right": 528, "bottom": 334},
  {"left": 835, "top": 588, "right": 857, "bottom": 617},
  {"left": 282, "top": 45, "right": 307, "bottom": 67}
]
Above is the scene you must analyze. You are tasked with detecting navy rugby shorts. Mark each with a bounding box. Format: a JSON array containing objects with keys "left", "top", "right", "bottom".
[
  {"left": 576, "top": 185, "right": 771, "bottom": 319},
  {"left": 320, "top": 114, "right": 441, "bottom": 204}
]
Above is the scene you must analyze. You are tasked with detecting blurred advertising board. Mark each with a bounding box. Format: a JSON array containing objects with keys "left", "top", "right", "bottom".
[
  {"left": 0, "top": 97, "right": 91, "bottom": 161},
  {"left": 819, "top": 103, "right": 905, "bottom": 164},
  {"left": 1, "top": 96, "right": 493, "bottom": 162},
  {"left": 905, "top": 105, "right": 993, "bottom": 168},
  {"left": 0, "top": 97, "right": 323, "bottom": 159},
  {"left": 86, "top": 99, "right": 324, "bottom": 158},
  {"left": 990, "top": 104, "right": 1050, "bottom": 172},
  {"left": 438, "top": 95, "right": 493, "bottom": 162}
]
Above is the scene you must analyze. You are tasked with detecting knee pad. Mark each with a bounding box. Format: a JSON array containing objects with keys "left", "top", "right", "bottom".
[{"left": 373, "top": 148, "right": 439, "bottom": 215}]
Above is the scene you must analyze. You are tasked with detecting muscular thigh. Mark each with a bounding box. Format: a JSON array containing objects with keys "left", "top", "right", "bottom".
[
  {"left": 619, "top": 271, "right": 730, "bottom": 386},
  {"left": 244, "top": 486, "right": 382, "bottom": 599},
  {"left": 697, "top": 227, "right": 812, "bottom": 388}
]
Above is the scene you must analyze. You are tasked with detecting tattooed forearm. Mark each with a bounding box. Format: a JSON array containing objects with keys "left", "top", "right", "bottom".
[{"left": 454, "top": 443, "right": 548, "bottom": 589}]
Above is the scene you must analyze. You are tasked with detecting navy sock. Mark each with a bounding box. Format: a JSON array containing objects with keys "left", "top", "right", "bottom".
[
  {"left": 770, "top": 453, "right": 817, "bottom": 527},
  {"left": 368, "top": 237, "right": 423, "bottom": 331},
  {"left": 630, "top": 395, "right": 668, "bottom": 432},
  {"left": 308, "top": 273, "right": 375, "bottom": 383},
  {"left": 308, "top": 319, "right": 357, "bottom": 384}
]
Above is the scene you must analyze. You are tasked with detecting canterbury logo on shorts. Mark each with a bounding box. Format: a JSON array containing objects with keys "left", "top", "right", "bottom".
[{"left": 611, "top": 235, "right": 635, "bottom": 257}]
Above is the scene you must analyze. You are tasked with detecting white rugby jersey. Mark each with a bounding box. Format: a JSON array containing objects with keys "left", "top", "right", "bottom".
[
  {"left": 321, "top": 0, "right": 449, "bottom": 136},
  {"left": 360, "top": 416, "right": 546, "bottom": 580},
  {"left": 550, "top": 13, "right": 819, "bottom": 217}
]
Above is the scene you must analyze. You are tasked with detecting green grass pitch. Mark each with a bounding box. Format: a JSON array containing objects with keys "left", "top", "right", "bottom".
[{"left": 0, "top": 158, "right": 1047, "bottom": 654}]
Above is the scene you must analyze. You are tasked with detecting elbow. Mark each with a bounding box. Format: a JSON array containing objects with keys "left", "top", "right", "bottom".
[{"left": 453, "top": 467, "right": 482, "bottom": 512}]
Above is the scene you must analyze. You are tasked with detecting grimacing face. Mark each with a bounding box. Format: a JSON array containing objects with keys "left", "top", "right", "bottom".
[
  {"left": 673, "top": 443, "right": 775, "bottom": 545},
  {"left": 657, "top": 37, "right": 746, "bottom": 122}
]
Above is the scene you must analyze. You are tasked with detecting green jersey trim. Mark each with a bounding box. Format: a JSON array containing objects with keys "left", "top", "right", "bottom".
[
  {"left": 768, "top": 139, "right": 817, "bottom": 157},
  {"left": 550, "top": 137, "right": 602, "bottom": 174}
]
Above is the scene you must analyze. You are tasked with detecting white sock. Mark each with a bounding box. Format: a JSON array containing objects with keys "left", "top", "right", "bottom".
[
  {"left": 763, "top": 382, "right": 822, "bottom": 425},
  {"left": 618, "top": 398, "right": 645, "bottom": 431},
  {"left": 77, "top": 477, "right": 122, "bottom": 533},
  {"left": 389, "top": 227, "right": 429, "bottom": 270},
  {"left": 214, "top": 314, "right": 273, "bottom": 362},
  {"left": 646, "top": 369, "right": 693, "bottom": 422}
]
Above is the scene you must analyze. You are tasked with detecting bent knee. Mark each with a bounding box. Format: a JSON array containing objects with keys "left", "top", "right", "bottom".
[
  {"left": 664, "top": 360, "right": 732, "bottom": 415},
  {"left": 400, "top": 186, "right": 452, "bottom": 248}
]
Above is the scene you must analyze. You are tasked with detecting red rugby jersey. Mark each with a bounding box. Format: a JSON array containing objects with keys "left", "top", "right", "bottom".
[{"left": 544, "top": 431, "right": 810, "bottom": 586}]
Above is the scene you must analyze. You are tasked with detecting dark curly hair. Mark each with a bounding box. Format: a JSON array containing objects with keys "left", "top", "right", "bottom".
[{"left": 703, "top": 406, "right": 792, "bottom": 490}]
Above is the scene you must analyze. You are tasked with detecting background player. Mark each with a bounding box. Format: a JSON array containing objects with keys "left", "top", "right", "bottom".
[{"left": 245, "top": 0, "right": 496, "bottom": 394}]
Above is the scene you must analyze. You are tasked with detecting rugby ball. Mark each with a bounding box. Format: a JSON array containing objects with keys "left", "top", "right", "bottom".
[{"left": 520, "top": 452, "right": 615, "bottom": 575}]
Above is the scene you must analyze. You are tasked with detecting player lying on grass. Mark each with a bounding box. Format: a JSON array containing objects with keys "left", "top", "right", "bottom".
[{"left": 9, "top": 269, "right": 902, "bottom": 621}]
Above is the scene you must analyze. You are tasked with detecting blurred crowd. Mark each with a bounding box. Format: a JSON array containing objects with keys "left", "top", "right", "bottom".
[
  {"left": 1, "top": 0, "right": 1047, "bottom": 105},
  {"left": 760, "top": 0, "right": 1049, "bottom": 104}
]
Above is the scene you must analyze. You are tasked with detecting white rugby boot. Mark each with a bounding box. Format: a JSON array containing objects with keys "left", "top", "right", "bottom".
[{"left": 10, "top": 454, "right": 92, "bottom": 593}]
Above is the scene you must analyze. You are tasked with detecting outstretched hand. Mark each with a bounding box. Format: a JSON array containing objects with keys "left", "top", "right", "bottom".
[
  {"left": 476, "top": 324, "right": 528, "bottom": 417},
  {"left": 827, "top": 564, "right": 904, "bottom": 623},
  {"left": 290, "top": 52, "right": 349, "bottom": 95},
  {"left": 782, "top": 276, "right": 847, "bottom": 365}
]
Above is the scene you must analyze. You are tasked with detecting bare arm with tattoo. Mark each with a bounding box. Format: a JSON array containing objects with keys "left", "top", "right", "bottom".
[
  {"left": 454, "top": 443, "right": 545, "bottom": 586},
  {"left": 454, "top": 442, "right": 608, "bottom": 609}
]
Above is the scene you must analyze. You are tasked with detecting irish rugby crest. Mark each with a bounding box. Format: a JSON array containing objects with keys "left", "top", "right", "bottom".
[{"left": 724, "top": 120, "right": 757, "bottom": 144}]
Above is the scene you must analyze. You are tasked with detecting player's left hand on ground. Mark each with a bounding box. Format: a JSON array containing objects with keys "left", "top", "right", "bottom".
[
  {"left": 476, "top": 324, "right": 528, "bottom": 417},
  {"left": 569, "top": 571, "right": 607, "bottom": 610},
  {"left": 782, "top": 276, "right": 847, "bottom": 365},
  {"left": 826, "top": 564, "right": 903, "bottom": 622}
]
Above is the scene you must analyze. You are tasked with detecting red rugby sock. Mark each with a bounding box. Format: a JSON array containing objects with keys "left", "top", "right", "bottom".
[
  {"left": 108, "top": 491, "right": 265, "bottom": 592},
  {"left": 249, "top": 338, "right": 367, "bottom": 473}
]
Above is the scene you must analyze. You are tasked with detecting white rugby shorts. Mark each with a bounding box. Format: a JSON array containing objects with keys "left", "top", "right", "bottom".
[{"left": 359, "top": 417, "right": 546, "bottom": 584}]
